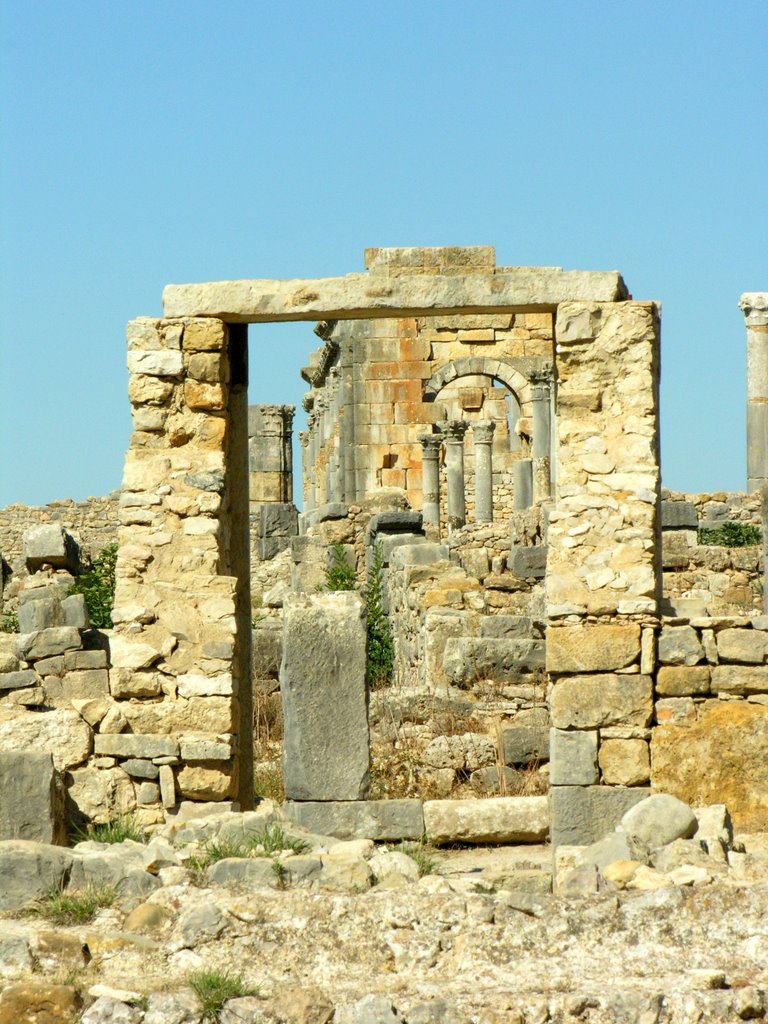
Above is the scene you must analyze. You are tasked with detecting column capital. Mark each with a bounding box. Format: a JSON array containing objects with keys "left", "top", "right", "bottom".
[
  {"left": 472, "top": 420, "right": 496, "bottom": 445},
  {"left": 418, "top": 431, "right": 444, "bottom": 455},
  {"left": 298, "top": 430, "right": 309, "bottom": 449},
  {"left": 442, "top": 419, "right": 469, "bottom": 442}
]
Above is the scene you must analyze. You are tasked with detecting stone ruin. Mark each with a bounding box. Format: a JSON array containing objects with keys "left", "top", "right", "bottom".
[{"left": 0, "top": 246, "right": 766, "bottom": 856}]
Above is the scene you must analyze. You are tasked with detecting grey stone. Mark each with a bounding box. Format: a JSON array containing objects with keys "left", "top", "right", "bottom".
[
  {"left": 184, "top": 469, "right": 225, "bottom": 492},
  {"left": 480, "top": 615, "right": 536, "bottom": 639},
  {"left": 501, "top": 726, "right": 550, "bottom": 766},
  {"left": 306, "top": 502, "right": 348, "bottom": 525},
  {"left": 159, "top": 764, "right": 176, "bottom": 808},
  {"left": 661, "top": 500, "right": 698, "bottom": 529},
  {"left": 220, "top": 996, "right": 271, "bottom": 1024},
  {"left": 390, "top": 543, "right": 449, "bottom": 569},
  {"left": 23, "top": 524, "right": 79, "bottom": 572},
  {"left": 61, "top": 593, "right": 89, "bottom": 629},
  {"left": 575, "top": 832, "right": 642, "bottom": 870},
  {"left": 68, "top": 843, "right": 147, "bottom": 888},
  {"left": 64, "top": 648, "right": 107, "bottom": 670},
  {"left": 284, "top": 855, "right": 324, "bottom": 885},
  {"left": 0, "top": 669, "right": 39, "bottom": 691},
  {"left": 0, "top": 751, "right": 64, "bottom": 844},
  {"left": 137, "top": 782, "right": 160, "bottom": 805},
  {"left": 365, "top": 510, "right": 424, "bottom": 542},
  {"left": 657, "top": 625, "right": 705, "bottom": 666},
  {"left": 94, "top": 734, "right": 179, "bottom": 758},
  {"left": 33, "top": 655, "right": 63, "bottom": 676},
  {"left": 469, "top": 766, "right": 526, "bottom": 796},
  {"left": 549, "top": 729, "right": 598, "bottom": 785},
  {"left": 281, "top": 593, "right": 369, "bottom": 801},
  {"left": 694, "top": 804, "right": 734, "bottom": 849},
  {"left": 15, "top": 627, "right": 82, "bottom": 661},
  {"left": 178, "top": 902, "right": 226, "bottom": 946},
  {"left": 17, "top": 596, "right": 62, "bottom": 633},
  {"left": 335, "top": 994, "right": 400, "bottom": 1024},
  {"left": 0, "top": 840, "right": 74, "bottom": 911},
  {"left": 620, "top": 794, "right": 698, "bottom": 849},
  {"left": 179, "top": 737, "right": 232, "bottom": 761},
  {"left": 550, "top": 785, "right": 650, "bottom": 848},
  {"left": 283, "top": 799, "right": 424, "bottom": 841},
  {"left": 507, "top": 546, "right": 548, "bottom": 579},
  {"left": 207, "top": 857, "right": 278, "bottom": 888},
  {"left": 442, "top": 637, "right": 544, "bottom": 687},
  {"left": 121, "top": 759, "right": 159, "bottom": 780},
  {"left": 144, "top": 992, "right": 201, "bottom": 1024},
  {"left": 81, "top": 997, "right": 142, "bottom": 1024},
  {"left": 0, "top": 926, "right": 33, "bottom": 976},
  {"left": 402, "top": 1003, "right": 461, "bottom": 1024},
  {"left": 376, "top": 533, "right": 425, "bottom": 565}
]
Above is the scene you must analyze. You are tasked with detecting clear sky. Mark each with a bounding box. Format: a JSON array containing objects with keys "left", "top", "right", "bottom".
[{"left": 1, "top": 1, "right": 766, "bottom": 509}]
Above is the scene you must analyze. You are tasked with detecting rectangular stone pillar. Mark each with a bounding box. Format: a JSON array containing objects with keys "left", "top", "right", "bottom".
[
  {"left": 547, "top": 301, "right": 661, "bottom": 848},
  {"left": 741, "top": 293, "right": 768, "bottom": 492},
  {"left": 281, "top": 592, "right": 370, "bottom": 801}
]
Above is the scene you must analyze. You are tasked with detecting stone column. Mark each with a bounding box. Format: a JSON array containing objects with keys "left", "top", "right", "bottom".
[
  {"left": 473, "top": 420, "right": 496, "bottom": 523},
  {"left": 741, "top": 293, "right": 768, "bottom": 492},
  {"left": 299, "top": 431, "right": 310, "bottom": 510},
  {"left": 531, "top": 373, "right": 552, "bottom": 502},
  {"left": 443, "top": 420, "right": 469, "bottom": 532},
  {"left": 513, "top": 458, "right": 533, "bottom": 510},
  {"left": 419, "top": 432, "right": 444, "bottom": 529}
]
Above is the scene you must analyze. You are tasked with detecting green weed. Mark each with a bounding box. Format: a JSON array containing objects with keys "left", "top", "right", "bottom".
[
  {"left": 72, "top": 813, "right": 145, "bottom": 845},
  {"left": 69, "top": 542, "right": 117, "bottom": 628},
  {"left": 28, "top": 883, "right": 117, "bottom": 925},
  {"left": 698, "top": 522, "right": 761, "bottom": 547},
  {"left": 188, "top": 968, "right": 257, "bottom": 1022}
]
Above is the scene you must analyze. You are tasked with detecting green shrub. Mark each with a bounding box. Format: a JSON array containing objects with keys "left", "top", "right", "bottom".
[
  {"left": 698, "top": 522, "right": 762, "bottom": 548},
  {"left": 72, "top": 814, "right": 145, "bottom": 845},
  {"left": 28, "top": 883, "right": 117, "bottom": 925},
  {"left": 365, "top": 542, "right": 394, "bottom": 688},
  {"left": 324, "top": 543, "right": 357, "bottom": 591},
  {"left": 69, "top": 542, "right": 117, "bottom": 628},
  {"left": 186, "top": 823, "right": 309, "bottom": 870},
  {"left": 0, "top": 611, "right": 18, "bottom": 633},
  {"left": 188, "top": 968, "right": 257, "bottom": 1022}
]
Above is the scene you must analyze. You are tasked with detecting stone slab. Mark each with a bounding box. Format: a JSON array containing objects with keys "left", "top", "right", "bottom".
[
  {"left": 23, "top": 524, "right": 78, "bottom": 572},
  {"left": 281, "top": 592, "right": 370, "bottom": 801},
  {"left": 549, "top": 729, "right": 598, "bottom": 785},
  {"left": 507, "top": 546, "right": 548, "bottom": 579},
  {"left": 661, "top": 501, "right": 698, "bottom": 530},
  {"left": 424, "top": 796, "right": 549, "bottom": 845},
  {"left": 163, "top": 266, "right": 628, "bottom": 322},
  {"left": 546, "top": 623, "right": 641, "bottom": 673},
  {"left": 0, "top": 752, "right": 64, "bottom": 844},
  {"left": 94, "top": 734, "right": 179, "bottom": 759},
  {"left": 550, "top": 785, "right": 650, "bottom": 848},
  {"left": 283, "top": 799, "right": 424, "bottom": 841},
  {"left": 550, "top": 674, "right": 653, "bottom": 729}
]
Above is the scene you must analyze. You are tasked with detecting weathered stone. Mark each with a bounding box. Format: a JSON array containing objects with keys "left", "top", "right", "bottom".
[
  {"left": 23, "top": 524, "right": 79, "bottom": 572},
  {"left": 480, "top": 615, "right": 536, "bottom": 639},
  {"left": 620, "top": 794, "right": 698, "bottom": 848},
  {"left": 442, "top": 637, "right": 544, "bottom": 687},
  {"left": 546, "top": 624, "right": 640, "bottom": 673},
  {"left": 108, "top": 635, "right": 161, "bottom": 671},
  {"left": 17, "top": 595, "right": 62, "bottom": 633},
  {"left": 0, "top": 708, "right": 91, "bottom": 770},
  {"left": 710, "top": 664, "right": 768, "bottom": 694},
  {"left": 656, "top": 666, "right": 710, "bottom": 697},
  {"left": 507, "top": 546, "right": 547, "bottom": 579},
  {"left": 657, "top": 626, "right": 704, "bottom": 666},
  {"left": 159, "top": 764, "right": 176, "bottom": 808},
  {"left": 283, "top": 799, "right": 424, "bottom": 841},
  {"left": 501, "top": 726, "right": 550, "bottom": 766},
  {"left": 0, "top": 669, "right": 38, "bottom": 691},
  {"left": 137, "top": 781, "right": 160, "bottom": 805},
  {"left": 207, "top": 856, "right": 278, "bottom": 888},
  {"left": 176, "top": 764, "right": 234, "bottom": 800},
  {"left": 651, "top": 701, "right": 768, "bottom": 830},
  {"left": 549, "top": 729, "right": 598, "bottom": 785},
  {"left": 550, "top": 785, "right": 649, "bottom": 848},
  {"left": 109, "top": 668, "right": 162, "bottom": 698},
  {"left": 0, "top": 841, "right": 74, "bottom": 911},
  {"left": 64, "top": 648, "right": 108, "bottom": 670},
  {"left": 598, "top": 738, "right": 650, "bottom": 786},
  {"left": 121, "top": 759, "right": 159, "bottom": 779},
  {"left": 127, "top": 349, "right": 183, "bottom": 376},
  {"left": 0, "top": 751, "right": 64, "bottom": 844},
  {"left": 61, "top": 593, "right": 89, "bottom": 629},
  {"left": 423, "top": 796, "right": 548, "bottom": 845},
  {"left": 661, "top": 500, "right": 698, "bottom": 529},
  {"left": 179, "top": 736, "right": 232, "bottom": 761},
  {"left": 16, "top": 627, "right": 82, "bottom": 661},
  {"left": 81, "top": 996, "right": 142, "bottom": 1024},
  {"left": 0, "top": 982, "right": 80, "bottom": 1024},
  {"left": 177, "top": 672, "right": 233, "bottom": 697},
  {"left": 94, "top": 734, "right": 178, "bottom": 759},
  {"left": 281, "top": 592, "right": 369, "bottom": 801},
  {"left": 66, "top": 766, "right": 135, "bottom": 824},
  {"left": 716, "top": 628, "right": 768, "bottom": 663},
  {"left": 99, "top": 704, "right": 129, "bottom": 734},
  {"left": 550, "top": 674, "right": 653, "bottom": 729}
]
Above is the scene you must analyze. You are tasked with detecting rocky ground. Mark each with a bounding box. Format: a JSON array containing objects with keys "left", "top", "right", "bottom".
[{"left": 0, "top": 801, "right": 767, "bottom": 1024}]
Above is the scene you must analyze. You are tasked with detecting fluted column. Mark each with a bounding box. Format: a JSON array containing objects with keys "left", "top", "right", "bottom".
[
  {"left": 443, "top": 420, "right": 469, "bottom": 532},
  {"left": 419, "top": 432, "right": 444, "bottom": 529},
  {"left": 473, "top": 420, "right": 496, "bottom": 523}
]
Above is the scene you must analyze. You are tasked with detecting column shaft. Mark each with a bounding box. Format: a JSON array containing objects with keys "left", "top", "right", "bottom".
[{"left": 473, "top": 420, "right": 496, "bottom": 523}]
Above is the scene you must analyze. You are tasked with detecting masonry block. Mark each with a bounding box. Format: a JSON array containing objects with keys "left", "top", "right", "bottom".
[{"left": 550, "top": 785, "right": 649, "bottom": 848}]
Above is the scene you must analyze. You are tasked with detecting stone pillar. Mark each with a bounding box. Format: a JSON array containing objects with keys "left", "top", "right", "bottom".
[
  {"left": 248, "top": 404, "right": 294, "bottom": 506},
  {"left": 114, "top": 315, "right": 252, "bottom": 815},
  {"left": 299, "top": 430, "right": 310, "bottom": 510},
  {"left": 419, "top": 432, "right": 443, "bottom": 529},
  {"left": 473, "top": 420, "right": 496, "bottom": 523},
  {"left": 443, "top": 420, "right": 469, "bottom": 532},
  {"left": 547, "top": 300, "right": 661, "bottom": 854},
  {"left": 531, "top": 373, "right": 552, "bottom": 502},
  {"left": 741, "top": 293, "right": 768, "bottom": 492},
  {"left": 513, "top": 458, "right": 533, "bottom": 510}
]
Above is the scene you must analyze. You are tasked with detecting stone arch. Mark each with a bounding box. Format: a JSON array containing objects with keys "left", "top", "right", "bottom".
[{"left": 423, "top": 357, "right": 533, "bottom": 407}]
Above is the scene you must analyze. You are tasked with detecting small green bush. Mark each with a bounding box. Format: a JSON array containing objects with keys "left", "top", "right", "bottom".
[
  {"left": 29, "top": 883, "right": 117, "bottom": 925},
  {"left": 69, "top": 542, "right": 117, "bottom": 628},
  {"left": 365, "top": 542, "right": 394, "bottom": 688},
  {"left": 0, "top": 611, "right": 18, "bottom": 633},
  {"left": 324, "top": 543, "right": 357, "bottom": 591},
  {"left": 188, "top": 968, "right": 257, "bottom": 1022},
  {"left": 72, "top": 814, "right": 145, "bottom": 845},
  {"left": 186, "top": 823, "right": 309, "bottom": 870},
  {"left": 698, "top": 522, "right": 762, "bottom": 548}
]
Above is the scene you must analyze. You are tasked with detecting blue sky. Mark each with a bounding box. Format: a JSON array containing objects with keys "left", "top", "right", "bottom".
[{"left": 1, "top": 1, "right": 766, "bottom": 509}]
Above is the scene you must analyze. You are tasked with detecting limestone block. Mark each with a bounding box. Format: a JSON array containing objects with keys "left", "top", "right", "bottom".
[
  {"left": 657, "top": 626, "right": 704, "bottom": 666},
  {"left": 183, "top": 380, "right": 225, "bottom": 411},
  {"left": 179, "top": 736, "right": 232, "bottom": 761},
  {"left": 283, "top": 799, "right": 424, "bottom": 841},
  {"left": 127, "top": 349, "right": 183, "bottom": 376},
  {"left": 546, "top": 623, "right": 640, "bottom": 673},
  {"left": 159, "top": 764, "right": 176, "bottom": 808},
  {"left": 94, "top": 734, "right": 178, "bottom": 759},
  {"left": 121, "top": 759, "right": 158, "bottom": 779},
  {"left": 549, "top": 729, "right": 598, "bottom": 785},
  {"left": 507, "top": 546, "right": 547, "bottom": 579},
  {"left": 122, "top": 695, "right": 234, "bottom": 734},
  {"left": 16, "top": 627, "right": 82, "bottom": 662},
  {"left": 176, "top": 672, "right": 233, "bottom": 698},
  {"left": 715, "top": 628, "right": 768, "bottom": 664},
  {"left": 656, "top": 666, "right": 710, "bottom": 697},
  {"left": 0, "top": 669, "right": 39, "bottom": 691},
  {"left": 61, "top": 594, "right": 89, "bottom": 629},
  {"left": 620, "top": 794, "right": 697, "bottom": 848},
  {"left": 45, "top": 669, "right": 109, "bottom": 704},
  {"left": 423, "top": 796, "right": 548, "bottom": 845},
  {"left": 109, "top": 669, "right": 162, "bottom": 699},
  {"left": 654, "top": 697, "right": 696, "bottom": 724},
  {"left": 17, "top": 595, "right": 62, "bottom": 633},
  {"left": 711, "top": 664, "right": 768, "bottom": 694},
  {"left": 176, "top": 765, "right": 235, "bottom": 800},
  {"left": 23, "top": 524, "right": 79, "bottom": 572},
  {"left": 501, "top": 726, "right": 550, "bottom": 766},
  {"left": 550, "top": 785, "right": 649, "bottom": 848},
  {"left": 187, "top": 352, "right": 228, "bottom": 382},
  {"left": 99, "top": 704, "right": 128, "bottom": 734},
  {"left": 651, "top": 702, "right": 768, "bottom": 830},
  {"left": 66, "top": 766, "right": 135, "bottom": 824},
  {"left": 65, "top": 649, "right": 107, "bottom": 672},
  {"left": 281, "top": 592, "right": 369, "bottom": 801},
  {"left": 550, "top": 674, "right": 653, "bottom": 729},
  {"left": 71, "top": 697, "right": 110, "bottom": 727},
  {"left": 480, "top": 615, "right": 536, "bottom": 639},
  {"left": 661, "top": 501, "right": 698, "bottom": 529},
  {"left": 0, "top": 708, "right": 91, "bottom": 771},
  {"left": 442, "top": 637, "right": 544, "bottom": 687},
  {"left": 108, "top": 635, "right": 161, "bottom": 671},
  {"left": 0, "top": 752, "right": 64, "bottom": 844},
  {"left": 0, "top": 842, "right": 74, "bottom": 912},
  {"left": 598, "top": 738, "right": 650, "bottom": 786}
]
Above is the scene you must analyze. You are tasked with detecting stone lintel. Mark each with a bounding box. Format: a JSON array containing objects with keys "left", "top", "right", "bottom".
[{"left": 163, "top": 267, "right": 628, "bottom": 323}]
